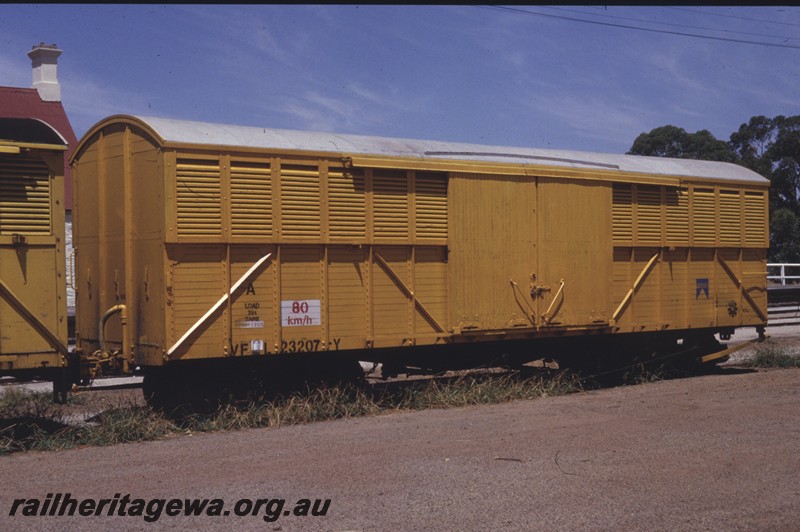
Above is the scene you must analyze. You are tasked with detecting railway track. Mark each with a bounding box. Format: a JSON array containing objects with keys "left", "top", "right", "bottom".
[
  {"left": 767, "top": 284, "right": 800, "bottom": 326},
  {"left": 768, "top": 303, "right": 800, "bottom": 327}
]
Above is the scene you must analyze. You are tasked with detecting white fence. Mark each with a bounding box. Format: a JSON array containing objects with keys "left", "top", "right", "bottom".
[{"left": 767, "top": 263, "right": 800, "bottom": 285}]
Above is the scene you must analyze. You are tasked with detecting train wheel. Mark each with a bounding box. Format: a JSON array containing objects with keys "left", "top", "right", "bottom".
[
  {"left": 143, "top": 357, "right": 366, "bottom": 414},
  {"left": 300, "top": 357, "right": 366, "bottom": 390},
  {"left": 142, "top": 367, "right": 173, "bottom": 412},
  {"left": 144, "top": 365, "right": 244, "bottom": 414},
  {"left": 52, "top": 368, "right": 70, "bottom": 404},
  {"left": 143, "top": 367, "right": 204, "bottom": 414}
]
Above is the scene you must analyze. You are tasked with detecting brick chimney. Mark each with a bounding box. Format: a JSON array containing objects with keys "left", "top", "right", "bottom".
[{"left": 27, "top": 43, "right": 62, "bottom": 102}]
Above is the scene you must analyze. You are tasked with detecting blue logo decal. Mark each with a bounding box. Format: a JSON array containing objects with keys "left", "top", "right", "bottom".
[{"left": 696, "top": 278, "right": 709, "bottom": 299}]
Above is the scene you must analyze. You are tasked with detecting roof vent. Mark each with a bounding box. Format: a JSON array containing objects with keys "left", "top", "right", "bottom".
[{"left": 27, "top": 43, "right": 62, "bottom": 102}]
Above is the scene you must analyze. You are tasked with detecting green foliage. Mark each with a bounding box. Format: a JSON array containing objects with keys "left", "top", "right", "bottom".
[
  {"left": 628, "top": 125, "right": 735, "bottom": 162},
  {"left": 770, "top": 207, "right": 800, "bottom": 262},
  {"left": 629, "top": 115, "right": 800, "bottom": 261}
]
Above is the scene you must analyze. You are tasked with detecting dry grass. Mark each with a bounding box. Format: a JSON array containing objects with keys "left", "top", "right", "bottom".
[
  {"left": 0, "top": 370, "right": 579, "bottom": 455},
  {"left": 738, "top": 345, "right": 800, "bottom": 368}
]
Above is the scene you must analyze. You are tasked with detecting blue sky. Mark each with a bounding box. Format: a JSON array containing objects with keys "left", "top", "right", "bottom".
[{"left": 2, "top": 5, "right": 799, "bottom": 154}]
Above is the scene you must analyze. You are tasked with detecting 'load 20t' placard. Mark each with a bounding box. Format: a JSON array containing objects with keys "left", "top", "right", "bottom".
[{"left": 281, "top": 300, "right": 321, "bottom": 327}]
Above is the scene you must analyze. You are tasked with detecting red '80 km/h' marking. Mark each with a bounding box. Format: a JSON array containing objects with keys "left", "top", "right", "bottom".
[{"left": 291, "top": 301, "right": 309, "bottom": 314}]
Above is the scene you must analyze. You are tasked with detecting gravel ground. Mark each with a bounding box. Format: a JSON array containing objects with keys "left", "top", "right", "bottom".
[
  {"left": 1, "top": 324, "right": 799, "bottom": 531},
  {"left": 721, "top": 323, "right": 800, "bottom": 364}
]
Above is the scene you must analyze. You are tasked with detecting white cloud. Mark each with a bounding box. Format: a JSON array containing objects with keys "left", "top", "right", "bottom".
[
  {"left": 177, "top": 6, "right": 314, "bottom": 72},
  {"left": 266, "top": 79, "right": 435, "bottom": 136},
  {"left": 523, "top": 90, "right": 661, "bottom": 151},
  {"left": 284, "top": 92, "right": 356, "bottom": 132},
  {"left": 643, "top": 49, "right": 716, "bottom": 98}
]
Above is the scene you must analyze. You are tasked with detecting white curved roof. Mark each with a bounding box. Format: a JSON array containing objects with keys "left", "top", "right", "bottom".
[{"left": 133, "top": 115, "right": 768, "bottom": 184}]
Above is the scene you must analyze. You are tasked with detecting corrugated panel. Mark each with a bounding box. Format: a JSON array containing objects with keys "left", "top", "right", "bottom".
[
  {"left": 415, "top": 172, "right": 447, "bottom": 240},
  {"left": 279, "top": 246, "right": 323, "bottom": 340},
  {"left": 612, "top": 184, "right": 633, "bottom": 244},
  {"left": 665, "top": 187, "right": 689, "bottom": 246},
  {"left": 631, "top": 248, "right": 661, "bottom": 325},
  {"left": 176, "top": 158, "right": 221, "bottom": 237},
  {"left": 636, "top": 185, "right": 662, "bottom": 245},
  {"left": 231, "top": 160, "right": 272, "bottom": 237},
  {"left": 0, "top": 244, "right": 62, "bottom": 357},
  {"left": 0, "top": 154, "right": 51, "bottom": 235},
  {"left": 170, "top": 247, "right": 226, "bottom": 354},
  {"left": 329, "top": 167, "right": 366, "bottom": 239},
  {"left": 719, "top": 189, "right": 741, "bottom": 246},
  {"left": 373, "top": 246, "right": 410, "bottom": 336},
  {"left": 280, "top": 164, "right": 320, "bottom": 238},
  {"left": 414, "top": 247, "right": 448, "bottom": 333},
  {"left": 373, "top": 170, "right": 408, "bottom": 239},
  {"left": 742, "top": 248, "right": 767, "bottom": 314},
  {"left": 611, "top": 247, "right": 632, "bottom": 321},
  {"left": 688, "top": 249, "right": 715, "bottom": 325},
  {"left": 692, "top": 188, "right": 716, "bottom": 246},
  {"left": 328, "top": 246, "right": 367, "bottom": 338},
  {"left": 744, "top": 190, "right": 767, "bottom": 247},
  {"left": 715, "top": 249, "right": 742, "bottom": 326},
  {"left": 661, "top": 249, "right": 688, "bottom": 329},
  {"left": 229, "top": 246, "right": 275, "bottom": 345},
  {"left": 448, "top": 173, "right": 536, "bottom": 330}
]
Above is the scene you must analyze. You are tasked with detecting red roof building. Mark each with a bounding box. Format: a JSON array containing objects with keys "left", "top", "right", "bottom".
[{"left": 0, "top": 44, "right": 77, "bottom": 210}]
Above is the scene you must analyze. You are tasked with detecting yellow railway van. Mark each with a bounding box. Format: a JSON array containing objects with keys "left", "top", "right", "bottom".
[
  {"left": 70, "top": 115, "right": 769, "bottom": 404},
  {"left": 0, "top": 118, "right": 70, "bottom": 393}
]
